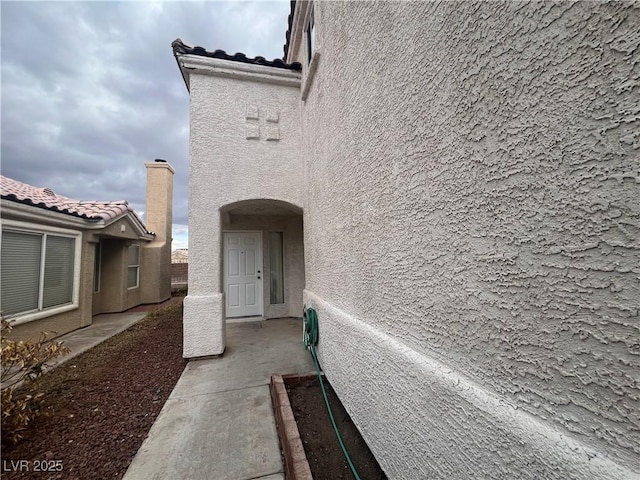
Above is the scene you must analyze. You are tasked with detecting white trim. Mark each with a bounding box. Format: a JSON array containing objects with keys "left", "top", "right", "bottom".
[
  {"left": 37, "top": 234, "right": 47, "bottom": 310},
  {"left": 179, "top": 55, "right": 301, "bottom": 88},
  {"left": 223, "top": 230, "right": 264, "bottom": 318},
  {"left": 6, "top": 304, "right": 80, "bottom": 326},
  {"left": 1, "top": 219, "right": 82, "bottom": 326}
]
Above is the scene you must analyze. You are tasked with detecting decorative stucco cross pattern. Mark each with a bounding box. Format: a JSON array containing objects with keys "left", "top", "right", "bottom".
[{"left": 245, "top": 105, "right": 280, "bottom": 141}]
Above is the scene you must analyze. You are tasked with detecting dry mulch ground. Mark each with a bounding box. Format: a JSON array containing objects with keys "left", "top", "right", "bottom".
[
  {"left": 1, "top": 298, "right": 187, "bottom": 480},
  {"left": 287, "top": 377, "right": 388, "bottom": 480}
]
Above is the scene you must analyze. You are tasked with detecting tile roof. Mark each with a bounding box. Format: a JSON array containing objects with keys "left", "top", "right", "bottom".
[
  {"left": 171, "top": 38, "right": 302, "bottom": 71},
  {"left": 171, "top": 249, "right": 189, "bottom": 262},
  {"left": 1, "top": 175, "right": 139, "bottom": 223}
]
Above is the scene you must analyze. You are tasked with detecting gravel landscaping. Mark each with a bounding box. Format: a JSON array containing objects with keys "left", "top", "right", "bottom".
[
  {"left": 1, "top": 298, "right": 186, "bottom": 480},
  {"left": 287, "top": 376, "right": 388, "bottom": 480}
]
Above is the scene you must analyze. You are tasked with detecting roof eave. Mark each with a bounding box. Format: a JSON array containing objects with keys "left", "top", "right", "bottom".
[
  {"left": 127, "top": 211, "right": 156, "bottom": 240},
  {"left": 171, "top": 38, "right": 302, "bottom": 92},
  {"left": 94, "top": 209, "right": 155, "bottom": 240},
  {"left": 177, "top": 54, "right": 301, "bottom": 88},
  {"left": 1, "top": 199, "right": 100, "bottom": 229},
  {"left": 2, "top": 199, "right": 154, "bottom": 240},
  {"left": 173, "top": 49, "right": 191, "bottom": 92}
]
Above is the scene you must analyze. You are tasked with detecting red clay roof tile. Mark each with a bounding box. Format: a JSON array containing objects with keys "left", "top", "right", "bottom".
[{"left": 1, "top": 175, "right": 138, "bottom": 223}]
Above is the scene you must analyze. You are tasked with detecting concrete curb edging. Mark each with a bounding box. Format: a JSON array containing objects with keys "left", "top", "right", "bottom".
[{"left": 270, "top": 372, "right": 317, "bottom": 480}]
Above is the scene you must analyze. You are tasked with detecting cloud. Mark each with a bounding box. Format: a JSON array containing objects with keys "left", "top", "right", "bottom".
[
  {"left": 1, "top": 0, "right": 290, "bottom": 247},
  {"left": 171, "top": 223, "right": 190, "bottom": 250}
]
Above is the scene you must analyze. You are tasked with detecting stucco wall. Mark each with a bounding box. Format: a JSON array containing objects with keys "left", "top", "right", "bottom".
[
  {"left": 184, "top": 62, "right": 303, "bottom": 356},
  {"left": 93, "top": 239, "right": 147, "bottom": 314},
  {"left": 188, "top": 68, "right": 303, "bottom": 296},
  {"left": 298, "top": 1, "right": 639, "bottom": 478},
  {"left": 189, "top": 72, "right": 302, "bottom": 209},
  {"left": 97, "top": 217, "right": 143, "bottom": 240},
  {"left": 94, "top": 239, "right": 126, "bottom": 313},
  {"left": 125, "top": 254, "right": 142, "bottom": 311}
]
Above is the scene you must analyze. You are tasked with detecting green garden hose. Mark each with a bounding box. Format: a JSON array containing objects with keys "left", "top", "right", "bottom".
[{"left": 303, "top": 307, "right": 361, "bottom": 480}]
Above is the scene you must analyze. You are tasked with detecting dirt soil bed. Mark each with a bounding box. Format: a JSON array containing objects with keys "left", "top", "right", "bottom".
[
  {"left": 287, "top": 376, "right": 387, "bottom": 480},
  {"left": 1, "top": 299, "right": 187, "bottom": 480}
]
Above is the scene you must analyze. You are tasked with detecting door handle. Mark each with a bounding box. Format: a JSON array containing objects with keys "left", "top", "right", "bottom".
[{"left": 257, "top": 276, "right": 261, "bottom": 279}]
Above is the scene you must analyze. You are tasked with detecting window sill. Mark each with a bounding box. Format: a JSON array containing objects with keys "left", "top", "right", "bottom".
[
  {"left": 301, "top": 51, "right": 321, "bottom": 101},
  {"left": 5, "top": 303, "right": 78, "bottom": 327}
]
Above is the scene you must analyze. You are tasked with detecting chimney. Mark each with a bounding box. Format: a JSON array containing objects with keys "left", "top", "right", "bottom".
[
  {"left": 142, "top": 159, "right": 175, "bottom": 303},
  {"left": 145, "top": 159, "right": 174, "bottom": 243}
]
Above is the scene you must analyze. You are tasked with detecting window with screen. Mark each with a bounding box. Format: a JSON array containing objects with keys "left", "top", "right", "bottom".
[
  {"left": 1, "top": 230, "right": 76, "bottom": 317},
  {"left": 127, "top": 245, "right": 140, "bottom": 289}
]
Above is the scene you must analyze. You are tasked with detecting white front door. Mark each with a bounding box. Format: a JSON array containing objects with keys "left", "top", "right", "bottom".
[{"left": 223, "top": 232, "right": 263, "bottom": 317}]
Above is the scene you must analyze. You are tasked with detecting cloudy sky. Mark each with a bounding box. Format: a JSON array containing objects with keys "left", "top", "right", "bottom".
[{"left": 1, "top": 0, "right": 291, "bottom": 250}]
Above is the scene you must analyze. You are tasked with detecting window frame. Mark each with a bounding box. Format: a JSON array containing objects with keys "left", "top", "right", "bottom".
[
  {"left": 305, "top": 6, "right": 315, "bottom": 65},
  {"left": 127, "top": 244, "right": 140, "bottom": 290},
  {"left": 301, "top": 2, "right": 320, "bottom": 101},
  {"left": 1, "top": 220, "right": 81, "bottom": 326},
  {"left": 269, "top": 232, "right": 285, "bottom": 305}
]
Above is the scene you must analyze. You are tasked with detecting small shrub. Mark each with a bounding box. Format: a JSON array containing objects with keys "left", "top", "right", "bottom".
[{"left": 1, "top": 317, "right": 70, "bottom": 445}]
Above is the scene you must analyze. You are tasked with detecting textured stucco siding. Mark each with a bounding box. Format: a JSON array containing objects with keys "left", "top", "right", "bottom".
[
  {"left": 299, "top": 1, "right": 639, "bottom": 477},
  {"left": 188, "top": 71, "right": 302, "bottom": 296},
  {"left": 141, "top": 162, "right": 174, "bottom": 304},
  {"left": 185, "top": 67, "right": 303, "bottom": 356},
  {"left": 305, "top": 290, "right": 635, "bottom": 479},
  {"left": 94, "top": 239, "right": 128, "bottom": 314},
  {"left": 189, "top": 72, "right": 302, "bottom": 211}
]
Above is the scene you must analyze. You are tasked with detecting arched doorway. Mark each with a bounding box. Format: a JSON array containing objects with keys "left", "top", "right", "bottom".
[
  {"left": 182, "top": 198, "right": 304, "bottom": 358},
  {"left": 220, "top": 199, "right": 304, "bottom": 320}
]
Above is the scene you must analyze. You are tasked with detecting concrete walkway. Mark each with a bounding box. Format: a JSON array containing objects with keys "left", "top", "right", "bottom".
[
  {"left": 49, "top": 297, "right": 182, "bottom": 369},
  {"left": 123, "top": 318, "right": 315, "bottom": 480},
  {"left": 1, "top": 310, "right": 147, "bottom": 391},
  {"left": 49, "top": 312, "right": 147, "bottom": 368}
]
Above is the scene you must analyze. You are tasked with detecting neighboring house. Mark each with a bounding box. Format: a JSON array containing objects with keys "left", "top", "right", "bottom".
[
  {"left": 0, "top": 160, "right": 174, "bottom": 341},
  {"left": 171, "top": 248, "right": 189, "bottom": 263},
  {"left": 171, "top": 249, "right": 189, "bottom": 288},
  {"left": 173, "top": 2, "right": 639, "bottom": 479}
]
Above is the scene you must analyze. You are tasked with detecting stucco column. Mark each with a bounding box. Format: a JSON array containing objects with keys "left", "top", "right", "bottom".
[{"left": 183, "top": 203, "right": 225, "bottom": 357}]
